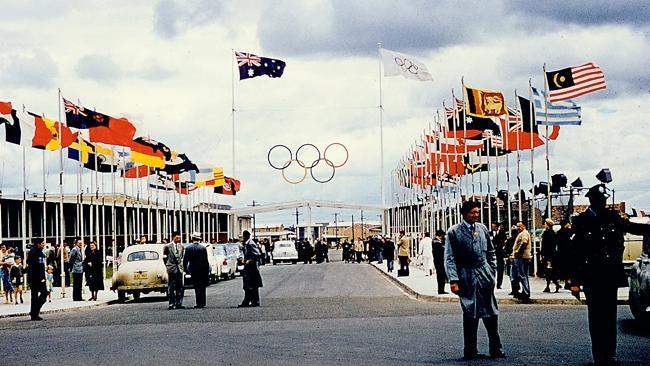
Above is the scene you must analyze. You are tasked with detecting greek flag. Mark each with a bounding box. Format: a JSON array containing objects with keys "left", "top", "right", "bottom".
[{"left": 532, "top": 87, "right": 582, "bottom": 125}]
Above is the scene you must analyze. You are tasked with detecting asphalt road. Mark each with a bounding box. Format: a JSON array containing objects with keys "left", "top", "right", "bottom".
[{"left": 0, "top": 258, "right": 648, "bottom": 365}]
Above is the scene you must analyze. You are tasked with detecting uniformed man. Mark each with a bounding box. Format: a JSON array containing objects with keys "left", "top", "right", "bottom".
[
  {"left": 570, "top": 184, "right": 650, "bottom": 365},
  {"left": 445, "top": 201, "right": 505, "bottom": 360}
]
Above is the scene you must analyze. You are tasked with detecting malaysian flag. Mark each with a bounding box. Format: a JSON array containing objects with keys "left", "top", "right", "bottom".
[
  {"left": 532, "top": 87, "right": 582, "bottom": 125},
  {"left": 235, "top": 51, "right": 286, "bottom": 80},
  {"left": 546, "top": 62, "right": 606, "bottom": 102}
]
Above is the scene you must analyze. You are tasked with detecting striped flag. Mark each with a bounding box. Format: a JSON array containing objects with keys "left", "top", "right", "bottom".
[
  {"left": 532, "top": 87, "right": 582, "bottom": 126},
  {"left": 546, "top": 62, "right": 606, "bottom": 102}
]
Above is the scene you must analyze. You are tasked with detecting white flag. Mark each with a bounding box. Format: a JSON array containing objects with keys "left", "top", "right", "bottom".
[{"left": 379, "top": 48, "right": 433, "bottom": 82}]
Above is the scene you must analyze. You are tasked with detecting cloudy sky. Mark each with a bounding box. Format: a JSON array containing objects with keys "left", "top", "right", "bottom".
[{"left": 0, "top": 1, "right": 649, "bottom": 226}]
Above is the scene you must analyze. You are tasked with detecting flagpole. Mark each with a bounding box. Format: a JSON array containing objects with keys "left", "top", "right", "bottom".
[
  {"left": 42, "top": 149, "right": 47, "bottom": 248},
  {"left": 514, "top": 90, "right": 522, "bottom": 222},
  {"left": 378, "top": 42, "right": 386, "bottom": 216},
  {"left": 122, "top": 148, "right": 128, "bottom": 247},
  {"left": 527, "top": 81, "right": 535, "bottom": 230},
  {"left": 21, "top": 123, "right": 27, "bottom": 263},
  {"left": 111, "top": 147, "right": 117, "bottom": 276},
  {"left": 542, "top": 64, "right": 552, "bottom": 221},
  {"left": 57, "top": 90, "right": 66, "bottom": 297},
  {"left": 487, "top": 134, "right": 492, "bottom": 227},
  {"left": 231, "top": 48, "right": 236, "bottom": 180}
]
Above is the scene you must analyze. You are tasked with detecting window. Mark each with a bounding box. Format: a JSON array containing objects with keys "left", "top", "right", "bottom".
[
  {"left": 277, "top": 243, "right": 292, "bottom": 248},
  {"left": 127, "top": 251, "right": 159, "bottom": 262}
]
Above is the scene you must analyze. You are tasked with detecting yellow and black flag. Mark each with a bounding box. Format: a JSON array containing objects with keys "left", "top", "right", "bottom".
[{"left": 464, "top": 86, "right": 507, "bottom": 118}]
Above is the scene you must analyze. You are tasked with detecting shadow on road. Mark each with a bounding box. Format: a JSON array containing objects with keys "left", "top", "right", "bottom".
[{"left": 619, "top": 318, "right": 650, "bottom": 337}]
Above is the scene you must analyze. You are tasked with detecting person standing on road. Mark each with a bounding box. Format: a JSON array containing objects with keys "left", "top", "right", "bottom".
[
  {"left": 83, "top": 241, "right": 104, "bottom": 301},
  {"left": 418, "top": 232, "right": 434, "bottom": 276},
  {"left": 397, "top": 230, "right": 411, "bottom": 276},
  {"left": 432, "top": 230, "right": 448, "bottom": 294},
  {"left": 540, "top": 219, "right": 561, "bottom": 293},
  {"left": 354, "top": 239, "right": 364, "bottom": 263},
  {"left": 445, "top": 201, "right": 504, "bottom": 360},
  {"left": 510, "top": 222, "right": 531, "bottom": 302},
  {"left": 26, "top": 238, "right": 48, "bottom": 321},
  {"left": 69, "top": 239, "right": 84, "bottom": 301},
  {"left": 555, "top": 219, "right": 573, "bottom": 289},
  {"left": 239, "top": 230, "right": 263, "bottom": 308},
  {"left": 569, "top": 184, "right": 650, "bottom": 365},
  {"left": 163, "top": 231, "right": 185, "bottom": 310},
  {"left": 383, "top": 236, "right": 396, "bottom": 273},
  {"left": 342, "top": 240, "right": 351, "bottom": 263},
  {"left": 10, "top": 256, "right": 24, "bottom": 304},
  {"left": 183, "top": 232, "right": 210, "bottom": 309},
  {"left": 491, "top": 223, "right": 507, "bottom": 290}
]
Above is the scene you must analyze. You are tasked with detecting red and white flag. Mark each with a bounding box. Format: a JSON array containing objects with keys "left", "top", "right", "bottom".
[{"left": 546, "top": 62, "right": 606, "bottom": 102}]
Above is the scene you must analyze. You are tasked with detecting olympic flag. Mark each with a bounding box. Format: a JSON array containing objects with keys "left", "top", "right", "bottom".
[{"left": 379, "top": 48, "right": 433, "bottom": 82}]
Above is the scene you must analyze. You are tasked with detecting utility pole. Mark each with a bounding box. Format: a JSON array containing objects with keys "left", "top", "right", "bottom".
[
  {"left": 294, "top": 208, "right": 301, "bottom": 240},
  {"left": 360, "top": 209, "right": 365, "bottom": 239},
  {"left": 332, "top": 212, "right": 339, "bottom": 249},
  {"left": 248, "top": 200, "right": 257, "bottom": 239},
  {"left": 351, "top": 214, "right": 355, "bottom": 243}
]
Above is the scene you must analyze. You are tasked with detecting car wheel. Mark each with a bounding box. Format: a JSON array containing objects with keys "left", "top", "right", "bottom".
[
  {"left": 291, "top": 260, "right": 297, "bottom": 264},
  {"left": 273, "top": 261, "right": 277, "bottom": 265},
  {"left": 132, "top": 291, "right": 141, "bottom": 301},
  {"left": 117, "top": 290, "right": 126, "bottom": 302},
  {"left": 629, "top": 282, "right": 650, "bottom": 323}
]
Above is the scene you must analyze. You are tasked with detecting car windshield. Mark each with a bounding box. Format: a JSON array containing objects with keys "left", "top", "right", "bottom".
[
  {"left": 277, "top": 243, "right": 292, "bottom": 248},
  {"left": 127, "top": 251, "right": 159, "bottom": 261}
]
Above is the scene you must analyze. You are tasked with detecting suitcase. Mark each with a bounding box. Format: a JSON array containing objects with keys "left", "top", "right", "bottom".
[{"left": 397, "top": 268, "right": 409, "bottom": 277}]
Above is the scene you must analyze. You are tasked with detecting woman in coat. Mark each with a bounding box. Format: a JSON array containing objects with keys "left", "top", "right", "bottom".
[{"left": 83, "top": 241, "right": 104, "bottom": 301}]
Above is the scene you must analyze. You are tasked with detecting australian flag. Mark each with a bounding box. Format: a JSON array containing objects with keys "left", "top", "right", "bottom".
[{"left": 235, "top": 51, "right": 286, "bottom": 80}]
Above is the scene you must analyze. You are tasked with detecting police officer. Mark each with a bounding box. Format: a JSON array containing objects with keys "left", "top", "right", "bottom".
[
  {"left": 569, "top": 184, "right": 650, "bottom": 365},
  {"left": 27, "top": 238, "right": 49, "bottom": 321}
]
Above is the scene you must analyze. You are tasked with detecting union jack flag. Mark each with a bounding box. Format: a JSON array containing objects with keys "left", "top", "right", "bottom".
[
  {"left": 63, "top": 98, "right": 87, "bottom": 117},
  {"left": 235, "top": 51, "right": 261, "bottom": 67}
]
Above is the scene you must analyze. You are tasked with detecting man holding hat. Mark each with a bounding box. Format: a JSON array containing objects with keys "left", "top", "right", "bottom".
[
  {"left": 239, "top": 230, "right": 263, "bottom": 307},
  {"left": 570, "top": 183, "right": 650, "bottom": 365}
]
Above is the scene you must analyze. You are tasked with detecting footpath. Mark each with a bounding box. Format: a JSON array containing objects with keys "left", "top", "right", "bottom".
[
  {"left": 0, "top": 279, "right": 116, "bottom": 319},
  {"left": 370, "top": 261, "right": 629, "bottom": 305}
]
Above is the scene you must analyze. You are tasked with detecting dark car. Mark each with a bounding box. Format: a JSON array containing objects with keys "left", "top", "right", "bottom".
[{"left": 629, "top": 234, "right": 650, "bottom": 323}]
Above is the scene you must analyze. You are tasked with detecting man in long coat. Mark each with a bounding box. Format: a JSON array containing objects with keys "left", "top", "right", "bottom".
[
  {"left": 239, "top": 230, "right": 263, "bottom": 307},
  {"left": 183, "top": 233, "right": 210, "bottom": 308},
  {"left": 445, "top": 201, "right": 505, "bottom": 360}
]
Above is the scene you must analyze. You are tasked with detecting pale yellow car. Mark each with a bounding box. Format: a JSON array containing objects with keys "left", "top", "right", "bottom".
[{"left": 111, "top": 244, "right": 168, "bottom": 301}]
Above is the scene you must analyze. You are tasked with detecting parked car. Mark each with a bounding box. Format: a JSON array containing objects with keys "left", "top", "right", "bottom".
[
  {"left": 111, "top": 244, "right": 167, "bottom": 301},
  {"left": 629, "top": 233, "right": 650, "bottom": 323},
  {"left": 272, "top": 240, "right": 299, "bottom": 265},
  {"left": 213, "top": 243, "right": 237, "bottom": 280},
  {"left": 226, "top": 243, "right": 245, "bottom": 274}
]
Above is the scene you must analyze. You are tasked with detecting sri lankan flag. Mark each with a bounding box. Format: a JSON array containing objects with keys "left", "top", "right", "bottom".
[{"left": 464, "top": 86, "right": 507, "bottom": 118}]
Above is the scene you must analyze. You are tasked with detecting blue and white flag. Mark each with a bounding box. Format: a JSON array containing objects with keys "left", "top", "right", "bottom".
[{"left": 531, "top": 87, "right": 582, "bottom": 125}]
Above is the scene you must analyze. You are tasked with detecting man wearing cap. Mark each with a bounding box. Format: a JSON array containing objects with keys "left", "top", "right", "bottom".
[
  {"left": 183, "top": 232, "right": 210, "bottom": 308},
  {"left": 570, "top": 184, "right": 650, "bottom": 365},
  {"left": 239, "top": 230, "right": 263, "bottom": 307},
  {"left": 445, "top": 201, "right": 504, "bottom": 360},
  {"left": 540, "top": 218, "right": 560, "bottom": 293}
]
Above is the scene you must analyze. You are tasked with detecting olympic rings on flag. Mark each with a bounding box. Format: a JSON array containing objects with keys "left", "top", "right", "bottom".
[
  {"left": 394, "top": 57, "right": 419, "bottom": 74},
  {"left": 267, "top": 143, "right": 349, "bottom": 184}
]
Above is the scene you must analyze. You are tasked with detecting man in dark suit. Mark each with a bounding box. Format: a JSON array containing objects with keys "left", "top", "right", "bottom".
[
  {"left": 183, "top": 232, "right": 210, "bottom": 308},
  {"left": 163, "top": 231, "right": 185, "bottom": 310},
  {"left": 27, "top": 238, "right": 49, "bottom": 321},
  {"left": 239, "top": 230, "right": 263, "bottom": 307}
]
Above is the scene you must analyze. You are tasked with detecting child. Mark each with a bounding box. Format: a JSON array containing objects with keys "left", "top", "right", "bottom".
[
  {"left": 46, "top": 265, "right": 54, "bottom": 302},
  {"left": 2, "top": 247, "right": 15, "bottom": 304},
  {"left": 10, "top": 256, "right": 23, "bottom": 304}
]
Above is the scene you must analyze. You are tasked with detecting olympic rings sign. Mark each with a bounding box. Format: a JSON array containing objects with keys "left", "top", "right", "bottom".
[
  {"left": 394, "top": 57, "right": 419, "bottom": 75},
  {"left": 267, "top": 143, "right": 349, "bottom": 184}
]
